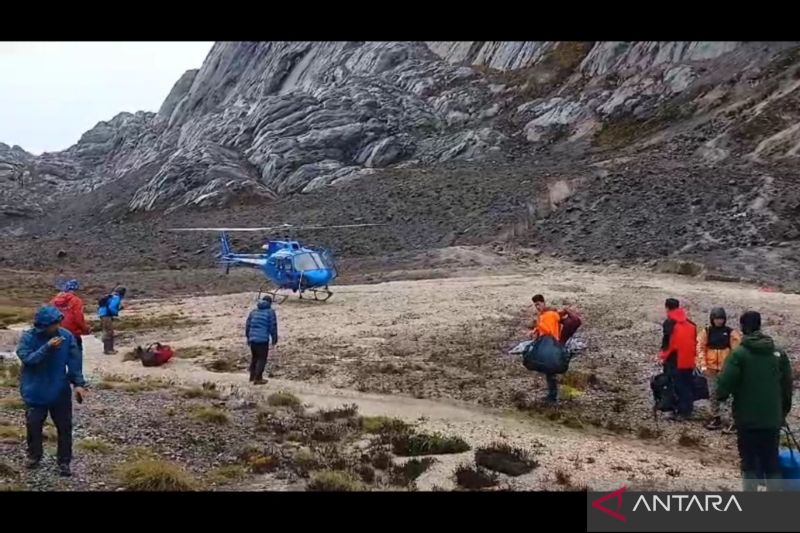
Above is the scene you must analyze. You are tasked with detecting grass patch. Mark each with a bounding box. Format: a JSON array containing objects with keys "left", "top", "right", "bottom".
[
  {"left": 0, "top": 460, "right": 17, "bottom": 479},
  {"left": 0, "top": 482, "right": 23, "bottom": 492},
  {"left": 181, "top": 383, "right": 221, "bottom": 400},
  {"left": 306, "top": 470, "right": 364, "bottom": 492},
  {"left": 392, "top": 432, "right": 470, "bottom": 457},
  {"left": 310, "top": 422, "right": 348, "bottom": 442},
  {"left": 207, "top": 464, "right": 248, "bottom": 485},
  {"left": 0, "top": 396, "right": 25, "bottom": 410},
  {"left": 554, "top": 468, "right": 573, "bottom": 487},
  {"left": 191, "top": 405, "right": 230, "bottom": 425},
  {"left": 637, "top": 426, "right": 660, "bottom": 440},
  {"left": 248, "top": 455, "right": 279, "bottom": 474},
  {"left": 391, "top": 457, "right": 436, "bottom": 486},
  {"left": 267, "top": 391, "right": 302, "bottom": 409},
  {"left": 317, "top": 404, "right": 358, "bottom": 421},
  {"left": 77, "top": 438, "right": 113, "bottom": 454},
  {"left": 560, "top": 371, "right": 591, "bottom": 391},
  {"left": 176, "top": 346, "right": 212, "bottom": 359},
  {"left": 678, "top": 431, "right": 701, "bottom": 448},
  {"left": 454, "top": 464, "right": 499, "bottom": 490},
  {"left": 0, "top": 424, "right": 24, "bottom": 442},
  {"left": 360, "top": 416, "right": 410, "bottom": 435},
  {"left": 562, "top": 415, "right": 584, "bottom": 429},
  {"left": 0, "top": 305, "right": 35, "bottom": 328},
  {"left": 125, "top": 446, "right": 159, "bottom": 460},
  {"left": 371, "top": 450, "right": 392, "bottom": 470},
  {"left": 357, "top": 464, "right": 375, "bottom": 483},
  {"left": 0, "top": 360, "right": 20, "bottom": 388},
  {"left": 116, "top": 459, "right": 199, "bottom": 491},
  {"left": 203, "top": 358, "right": 236, "bottom": 373},
  {"left": 475, "top": 442, "right": 538, "bottom": 476},
  {"left": 96, "top": 374, "right": 165, "bottom": 393},
  {"left": 89, "top": 312, "right": 205, "bottom": 333},
  {"left": 293, "top": 448, "right": 319, "bottom": 473}
]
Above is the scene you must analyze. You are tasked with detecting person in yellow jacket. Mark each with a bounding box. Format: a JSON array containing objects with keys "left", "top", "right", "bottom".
[{"left": 697, "top": 307, "right": 741, "bottom": 430}]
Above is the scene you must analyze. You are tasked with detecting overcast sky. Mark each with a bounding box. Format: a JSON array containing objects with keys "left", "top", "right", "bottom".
[{"left": 0, "top": 42, "right": 214, "bottom": 155}]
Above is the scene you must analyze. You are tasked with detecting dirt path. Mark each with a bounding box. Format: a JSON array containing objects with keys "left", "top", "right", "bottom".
[{"left": 79, "top": 255, "right": 768, "bottom": 490}]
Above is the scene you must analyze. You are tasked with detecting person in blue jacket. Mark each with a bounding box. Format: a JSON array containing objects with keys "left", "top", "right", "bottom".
[
  {"left": 97, "top": 286, "right": 126, "bottom": 355},
  {"left": 16, "top": 305, "right": 87, "bottom": 477},
  {"left": 245, "top": 296, "right": 278, "bottom": 384}
]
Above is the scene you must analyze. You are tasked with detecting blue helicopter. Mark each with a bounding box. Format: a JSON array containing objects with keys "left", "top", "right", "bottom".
[{"left": 170, "top": 224, "right": 382, "bottom": 303}]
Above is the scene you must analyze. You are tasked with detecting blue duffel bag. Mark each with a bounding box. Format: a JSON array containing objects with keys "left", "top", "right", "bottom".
[
  {"left": 522, "top": 335, "right": 570, "bottom": 375},
  {"left": 779, "top": 425, "right": 800, "bottom": 491}
]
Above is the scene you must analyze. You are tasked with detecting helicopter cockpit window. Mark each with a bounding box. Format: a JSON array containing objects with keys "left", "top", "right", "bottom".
[
  {"left": 293, "top": 253, "right": 321, "bottom": 272},
  {"left": 310, "top": 252, "right": 327, "bottom": 268}
]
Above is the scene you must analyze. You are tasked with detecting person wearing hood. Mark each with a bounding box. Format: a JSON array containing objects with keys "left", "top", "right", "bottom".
[
  {"left": 50, "top": 279, "right": 91, "bottom": 353},
  {"left": 658, "top": 298, "right": 698, "bottom": 421},
  {"left": 697, "top": 307, "right": 742, "bottom": 430},
  {"left": 16, "top": 305, "right": 87, "bottom": 477},
  {"left": 97, "top": 286, "right": 126, "bottom": 355},
  {"left": 717, "top": 311, "right": 792, "bottom": 491},
  {"left": 245, "top": 296, "right": 278, "bottom": 384}
]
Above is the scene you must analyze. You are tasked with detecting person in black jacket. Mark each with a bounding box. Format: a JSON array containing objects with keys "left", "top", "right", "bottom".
[{"left": 245, "top": 296, "right": 279, "bottom": 384}]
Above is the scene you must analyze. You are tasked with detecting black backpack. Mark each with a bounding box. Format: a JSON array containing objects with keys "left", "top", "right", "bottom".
[{"left": 651, "top": 372, "right": 677, "bottom": 412}]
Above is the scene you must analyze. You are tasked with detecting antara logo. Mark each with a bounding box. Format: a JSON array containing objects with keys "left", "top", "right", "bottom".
[
  {"left": 592, "top": 486, "right": 627, "bottom": 522},
  {"left": 633, "top": 494, "right": 743, "bottom": 512},
  {"left": 592, "top": 487, "right": 743, "bottom": 522}
]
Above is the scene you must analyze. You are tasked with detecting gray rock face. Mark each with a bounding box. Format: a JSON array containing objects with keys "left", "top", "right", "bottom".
[{"left": 3, "top": 41, "right": 800, "bottom": 219}]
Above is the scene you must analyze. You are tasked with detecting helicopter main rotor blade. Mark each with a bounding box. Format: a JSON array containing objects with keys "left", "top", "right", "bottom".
[{"left": 169, "top": 223, "right": 385, "bottom": 232}]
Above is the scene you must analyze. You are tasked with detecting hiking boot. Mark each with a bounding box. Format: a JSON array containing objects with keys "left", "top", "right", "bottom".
[
  {"left": 58, "top": 463, "right": 72, "bottom": 477},
  {"left": 705, "top": 416, "right": 723, "bottom": 430},
  {"left": 253, "top": 379, "right": 267, "bottom": 386},
  {"left": 26, "top": 457, "right": 41, "bottom": 470}
]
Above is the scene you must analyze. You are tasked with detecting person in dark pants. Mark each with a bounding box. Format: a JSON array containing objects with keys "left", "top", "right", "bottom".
[
  {"left": 245, "top": 296, "right": 279, "bottom": 385},
  {"left": 16, "top": 305, "right": 87, "bottom": 477},
  {"left": 658, "top": 298, "right": 697, "bottom": 421},
  {"left": 717, "top": 311, "right": 792, "bottom": 491}
]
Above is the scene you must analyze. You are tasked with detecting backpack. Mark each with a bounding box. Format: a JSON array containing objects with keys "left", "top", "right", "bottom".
[
  {"left": 98, "top": 294, "right": 112, "bottom": 308},
  {"left": 651, "top": 370, "right": 709, "bottom": 414},
  {"left": 522, "top": 335, "right": 570, "bottom": 375},
  {"left": 135, "top": 343, "right": 174, "bottom": 367},
  {"left": 692, "top": 370, "right": 709, "bottom": 401},
  {"left": 650, "top": 372, "right": 677, "bottom": 412}
]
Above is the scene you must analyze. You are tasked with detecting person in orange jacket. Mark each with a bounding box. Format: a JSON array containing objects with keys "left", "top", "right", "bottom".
[
  {"left": 659, "top": 298, "right": 698, "bottom": 421},
  {"left": 530, "top": 294, "right": 564, "bottom": 403},
  {"left": 50, "top": 280, "right": 91, "bottom": 353},
  {"left": 697, "top": 307, "right": 741, "bottom": 430}
]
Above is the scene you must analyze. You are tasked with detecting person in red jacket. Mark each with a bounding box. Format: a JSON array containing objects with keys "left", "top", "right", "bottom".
[
  {"left": 659, "top": 298, "right": 698, "bottom": 421},
  {"left": 51, "top": 280, "right": 91, "bottom": 353}
]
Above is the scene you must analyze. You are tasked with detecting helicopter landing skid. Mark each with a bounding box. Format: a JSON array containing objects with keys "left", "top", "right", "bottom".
[
  {"left": 257, "top": 284, "right": 289, "bottom": 304},
  {"left": 307, "top": 287, "right": 333, "bottom": 302}
]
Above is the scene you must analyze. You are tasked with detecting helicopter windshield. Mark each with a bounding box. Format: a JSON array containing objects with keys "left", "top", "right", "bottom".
[{"left": 293, "top": 253, "right": 323, "bottom": 271}]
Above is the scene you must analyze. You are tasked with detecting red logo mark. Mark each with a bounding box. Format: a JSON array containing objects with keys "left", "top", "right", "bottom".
[{"left": 592, "top": 486, "right": 627, "bottom": 522}]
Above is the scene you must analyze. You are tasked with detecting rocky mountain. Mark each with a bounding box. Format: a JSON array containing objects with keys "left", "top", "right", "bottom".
[{"left": 2, "top": 41, "right": 800, "bottom": 285}]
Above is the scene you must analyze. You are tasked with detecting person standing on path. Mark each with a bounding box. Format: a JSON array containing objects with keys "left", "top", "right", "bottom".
[
  {"left": 659, "top": 298, "right": 697, "bottom": 421},
  {"left": 697, "top": 307, "right": 741, "bottom": 430},
  {"left": 51, "top": 279, "right": 91, "bottom": 354},
  {"left": 16, "top": 305, "right": 87, "bottom": 477},
  {"left": 717, "top": 310, "right": 792, "bottom": 491},
  {"left": 529, "top": 294, "right": 563, "bottom": 404},
  {"left": 97, "top": 286, "right": 126, "bottom": 355},
  {"left": 245, "top": 296, "right": 278, "bottom": 385}
]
